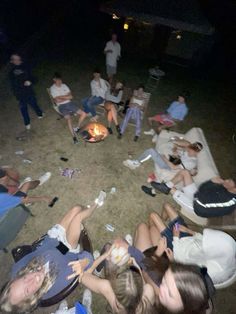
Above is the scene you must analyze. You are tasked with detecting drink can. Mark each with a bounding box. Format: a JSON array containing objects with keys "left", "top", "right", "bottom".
[{"left": 105, "top": 224, "right": 115, "bottom": 232}]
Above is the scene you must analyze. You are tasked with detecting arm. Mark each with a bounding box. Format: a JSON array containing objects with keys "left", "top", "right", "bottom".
[
  {"left": 104, "top": 42, "right": 112, "bottom": 54},
  {"left": 173, "top": 139, "right": 191, "bottom": 148},
  {"left": 54, "top": 92, "right": 73, "bottom": 103}
]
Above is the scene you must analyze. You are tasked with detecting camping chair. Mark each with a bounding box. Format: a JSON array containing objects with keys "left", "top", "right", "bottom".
[
  {"left": 47, "top": 88, "right": 63, "bottom": 118},
  {"left": 146, "top": 66, "right": 165, "bottom": 92},
  {"left": 11, "top": 228, "right": 93, "bottom": 307}
]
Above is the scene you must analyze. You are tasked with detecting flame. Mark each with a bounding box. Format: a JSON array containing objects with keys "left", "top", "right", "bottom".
[{"left": 93, "top": 124, "right": 101, "bottom": 136}]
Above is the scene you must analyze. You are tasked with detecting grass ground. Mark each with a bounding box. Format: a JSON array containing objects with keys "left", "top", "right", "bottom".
[{"left": 0, "top": 54, "right": 236, "bottom": 313}]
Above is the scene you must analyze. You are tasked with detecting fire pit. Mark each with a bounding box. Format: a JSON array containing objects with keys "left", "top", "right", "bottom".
[{"left": 80, "top": 122, "right": 109, "bottom": 143}]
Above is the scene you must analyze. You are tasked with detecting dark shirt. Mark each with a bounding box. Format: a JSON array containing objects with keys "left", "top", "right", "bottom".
[
  {"left": 9, "top": 63, "right": 35, "bottom": 100},
  {"left": 194, "top": 180, "right": 236, "bottom": 217}
]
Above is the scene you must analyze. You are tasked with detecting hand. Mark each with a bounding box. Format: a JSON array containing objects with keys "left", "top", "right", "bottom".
[
  {"left": 24, "top": 80, "right": 31, "bottom": 86},
  {"left": 165, "top": 248, "right": 174, "bottom": 261},
  {"left": 173, "top": 225, "right": 180, "bottom": 237},
  {"left": 67, "top": 258, "right": 90, "bottom": 280},
  {"left": 156, "top": 237, "right": 167, "bottom": 256},
  {"left": 106, "top": 49, "right": 113, "bottom": 53}
]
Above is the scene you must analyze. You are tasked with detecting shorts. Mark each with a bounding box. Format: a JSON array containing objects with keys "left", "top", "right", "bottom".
[
  {"left": 153, "top": 114, "right": 175, "bottom": 126},
  {"left": 47, "top": 224, "right": 81, "bottom": 253},
  {"left": 14, "top": 191, "right": 27, "bottom": 197},
  {"left": 58, "top": 101, "right": 80, "bottom": 116},
  {"left": 161, "top": 216, "right": 190, "bottom": 250},
  {"left": 172, "top": 183, "right": 198, "bottom": 213},
  {"left": 106, "top": 64, "right": 117, "bottom": 76}
]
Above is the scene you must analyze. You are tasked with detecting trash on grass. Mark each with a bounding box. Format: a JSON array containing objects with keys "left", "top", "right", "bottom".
[
  {"left": 15, "top": 150, "right": 24, "bottom": 155},
  {"left": 110, "top": 187, "right": 116, "bottom": 194},
  {"left": 105, "top": 224, "right": 115, "bottom": 232},
  {"left": 22, "top": 159, "right": 32, "bottom": 164},
  {"left": 59, "top": 168, "right": 81, "bottom": 179}
]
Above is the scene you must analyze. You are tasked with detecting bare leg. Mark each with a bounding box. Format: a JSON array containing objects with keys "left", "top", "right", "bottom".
[
  {"left": 18, "top": 180, "right": 40, "bottom": 193},
  {"left": 77, "top": 110, "right": 87, "bottom": 128},
  {"left": 169, "top": 169, "right": 194, "bottom": 195},
  {"left": 134, "top": 223, "right": 153, "bottom": 252},
  {"left": 149, "top": 225, "right": 162, "bottom": 247},
  {"left": 110, "top": 105, "right": 118, "bottom": 126},
  {"left": 162, "top": 202, "right": 179, "bottom": 221},
  {"left": 149, "top": 212, "right": 166, "bottom": 233},
  {"left": 65, "top": 116, "right": 75, "bottom": 137},
  {"left": 66, "top": 202, "right": 98, "bottom": 248},
  {"left": 107, "top": 111, "right": 113, "bottom": 127}
]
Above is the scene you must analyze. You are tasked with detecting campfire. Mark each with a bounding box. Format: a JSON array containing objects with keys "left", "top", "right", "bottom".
[{"left": 80, "top": 122, "right": 109, "bottom": 143}]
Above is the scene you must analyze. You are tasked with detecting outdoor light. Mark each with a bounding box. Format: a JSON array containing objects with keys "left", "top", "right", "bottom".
[
  {"left": 112, "top": 13, "right": 120, "bottom": 20},
  {"left": 176, "top": 34, "right": 182, "bottom": 40},
  {"left": 123, "top": 23, "right": 129, "bottom": 30}
]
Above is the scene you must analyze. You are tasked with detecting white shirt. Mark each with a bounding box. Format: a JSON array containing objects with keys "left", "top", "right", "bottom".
[
  {"left": 104, "top": 40, "right": 121, "bottom": 67},
  {"left": 173, "top": 228, "right": 236, "bottom": 284},
  {"left": 90, "top": 78, "right": 108, "bottom": 99},
  {"left": 50, "top": 83, "right": 71, "bottom": 105},
  {"left": 179, "top": 151, "right": 197, "bottom": 170}
]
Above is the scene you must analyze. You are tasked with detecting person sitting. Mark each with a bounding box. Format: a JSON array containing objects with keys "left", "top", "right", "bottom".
[
  {"left": 50, "top": 72, "right": 87, "bottom": 144},
  {"left": 0, "top": 191, "right": 106, "bottom": 313},
  {"left": 150, "top": 169, "right": 236, "bottom": 218},
  {"left": 104, "top": 81, "right": 123, "bottom": 135},
  {"left": 75, "top": 235, "right": 214, "bottom": 314},
  {"left": 144, "top": 91, "right": 189, "bottom": 136},
  {"left": 123, "top": 139, "right": 203, "bottom": 190},
  {"left": 118, "top": 85, "right": 147, "bottom": 142},
  {"left": 138, "top": 202, "right": 235, "bottom": 286},
  {"left": 82, "top": 69, "right": 109, "bottom": 122},
  {"left": 0, "top": 167, "right": 52, "bottom": 216}
]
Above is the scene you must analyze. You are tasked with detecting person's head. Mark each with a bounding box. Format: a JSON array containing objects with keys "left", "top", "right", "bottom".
[
  {"left": 187, "top": 142, "right": 203, "bottom": 156},
  {"left": 159, "top": 263, "right": 213, "bottom": 314},
  {"left": 0, "top": 168, "right": 7, "bottom": 180},
  {"left": 222, "top": 178, "right": 236, "bottom": 191},
  {"left": 93, "top": 68, "right": 101, "bottom": 80},
  {"left": 53, "top": 72, "right": 62, "bottom": 86},
  {"left": 111, "top": 33, "right": 117, "bottom": 42},
  {"left": 115, "top": 81, "right": 123, "bottom": 90},
  {"left": 0, "top": 257, "right": 56, "bottom": 313},
  {"left": 10, "top": 54, "right": 22, "bottom": 66},
  {"left": 178, "top": 91, "right": 190, "bottom": 104},
  {"left": 110, "top": 266, "right": 153, "bottom": 314}
]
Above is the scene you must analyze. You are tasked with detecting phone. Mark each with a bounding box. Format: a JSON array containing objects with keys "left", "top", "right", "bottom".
[
  {"left": 174, "top": 223, "right": 180, "bottom": 231},
  {"left": 48, "top": 197, "right": 59, "bottom": 208},
  {"left": 60, "top": 157, "right": 68, "bottom": 162}
]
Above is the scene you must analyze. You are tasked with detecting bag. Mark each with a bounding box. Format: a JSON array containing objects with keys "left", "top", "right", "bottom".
[{"left": 169, "top": 155, "right": 181, "bottom": 165}]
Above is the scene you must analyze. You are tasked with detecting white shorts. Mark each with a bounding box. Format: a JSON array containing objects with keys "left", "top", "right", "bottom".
[
  {"left": 173, "top": 183, "right": 198, "bottom": 212},
  {"left": 47, "top": 224, "right": 81, "bottom": 253}
]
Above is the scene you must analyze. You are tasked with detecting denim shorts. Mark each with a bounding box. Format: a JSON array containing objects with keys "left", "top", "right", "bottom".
[{"left": 161, "top": 216, "right": 190, "bottom": 250}]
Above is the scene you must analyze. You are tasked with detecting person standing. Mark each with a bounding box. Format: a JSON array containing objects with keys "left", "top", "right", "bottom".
[
  {"left": 9, "top": 54, "right": 43, "bottom": 130},
  {"left": 104, "top": 33, "right": 121, "bottom": 83}
]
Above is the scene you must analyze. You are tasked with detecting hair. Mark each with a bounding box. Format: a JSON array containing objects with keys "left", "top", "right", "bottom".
[
  {"left": 53, "top": 72, "right": 62, "bottom": 79},
  {"left": 111, "top": 81, "right": 123, "bottom": 96},
  {"left": 0, "top": 257, "right": 57, "bottom": 313},
  {"left": 168, "top": 263, "right": 214, "bottom": 314},
  {"left": 93, "top": 68, "right": 101, "bottom": 74},
  {"left": 137, "top": 84, "right": 145, "bottom": 91},
  {"left": 188, "top": 142, "right": 203, "bottom": 152},
  {"left": 0, "top": 168, "right": 7, "bottom": 178},
  {"left": 179, "top": 91, "right": 190, "bottom": 101},
  {"left": 109, "top": 266, "right": 154, "bottom": 314}
]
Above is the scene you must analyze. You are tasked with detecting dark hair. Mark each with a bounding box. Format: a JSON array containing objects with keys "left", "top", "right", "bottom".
[
  {"left": 93, "top": 68, "right": 101, "bottom": 74},
  {"left": 170, "top": 263, "right": 214, "bottom": 314},
  {"left": 0, "top": 169, "right": 7, "bottom": 178},
  {"left": 179, "top": 91, "right": 190, "bottom": 101},
  {"left": 189, "top": 142, "right": 203, "bottom": 152},
  {"left": 53, "top": 72, "right": 62, "bottom": 79},
  {"left": 137, "top": 84, "right": 145, "bottom": 90}
]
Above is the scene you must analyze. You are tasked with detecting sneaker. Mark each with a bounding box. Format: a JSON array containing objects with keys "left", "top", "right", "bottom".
[
  {"left": 144, "top": 129, "right": 155, "bottom": 136},
  {"left": 73, "top": 136, "right": 79, "bottom": 144},
  {"left": 116, "top": 125, "right": 121, "bottom": 134},
  {"left": 123, "top": 159, "right": 140, "bottom": 170},
  {"left": 73, "top": 127, "right": 81, "bottom": 134},
  {"left": 151, "top": 181, "right": 170, "bottom": 195},
  {"left": 38, "top": 114, "right": 44, "bottom": 119},
  {"left": 117, "top": 133, "right": 122, "bottom": 139},
  {"left": 38, "top": 172, "right": 51, "bottom": 186},
  {"left": 82, "top": 289, "right": 92, "bottom": 314},
  {"left": 125, "top": 234, "right": 133, "bottom": 246},
  {"left": 134, "top": 136, "right": 139, "bottom": 142},
  {"left": 141, "top": 185, "right": 156, "bottom": 197},
  {"left": 107, "top": 127, "right": 113, "bottom": 134},
  {"left": 95, "top": 190, "right": 107, "bottom": 207},
  {"left": 25, "top": 124, "right": 31, "bottom": 130}
]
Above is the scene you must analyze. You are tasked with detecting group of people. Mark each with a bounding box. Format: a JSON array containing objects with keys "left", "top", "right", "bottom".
[{"left": 1, "top": 33, "right": 236, "bottom": 314}]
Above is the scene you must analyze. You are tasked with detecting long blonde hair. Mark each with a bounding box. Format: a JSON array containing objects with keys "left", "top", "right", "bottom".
[{"left": 0, "top": 257, "right": 57, "bottom": 313}]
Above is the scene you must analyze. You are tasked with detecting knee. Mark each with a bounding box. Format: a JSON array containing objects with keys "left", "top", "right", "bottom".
[
  {"left": 70, "top": 205, "right": 82, "bottom": 215},
  {"left": 136, "top": 222, "right": 148, "bottom": 233},
  {"left": 163, "top": 202, "right": 174, "bottom": 211},
  {"left": 181, "top": 169, "right": 190, "bottom": 177},
  {"left": 149, "top": 212, "right": 158, "bottom": 221}
]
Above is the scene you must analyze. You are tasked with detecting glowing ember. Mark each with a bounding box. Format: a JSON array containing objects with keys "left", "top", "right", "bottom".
[{"left": 81, "top": 122, "right": 109, "bottom": 143}]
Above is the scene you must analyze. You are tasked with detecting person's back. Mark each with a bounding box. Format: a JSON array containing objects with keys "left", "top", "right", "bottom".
[{"left": 167, "top": 100, "right": 188, "bottom": 121}]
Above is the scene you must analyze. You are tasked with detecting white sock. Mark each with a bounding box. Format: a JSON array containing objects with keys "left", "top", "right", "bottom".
[{"left": 166, "top": 181, "right": 174, "bottom": 188}]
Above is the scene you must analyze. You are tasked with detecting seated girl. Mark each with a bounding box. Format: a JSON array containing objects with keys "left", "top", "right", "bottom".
[{"left": 104, "top": 81, "right": 123, "bottom": 135}]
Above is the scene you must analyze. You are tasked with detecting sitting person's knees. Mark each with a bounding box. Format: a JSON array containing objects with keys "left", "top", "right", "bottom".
[
  {"left": 71, "top": 205, "right": 82, "bottom": 215},
  {"left": 149, "top": 212, "right": 158, "bottom": 221},
  {"left": 163, "top": 202, "right": 173, "bottom": 209},
  {"left": 137, "top": 222, "right": 148, "bottom": 232}
]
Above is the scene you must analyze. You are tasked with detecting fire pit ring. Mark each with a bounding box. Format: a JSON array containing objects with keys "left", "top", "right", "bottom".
[{"left": 80, "top": 122, "right": 109, "bottom": 143}]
